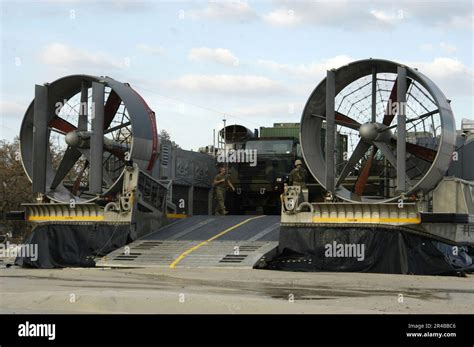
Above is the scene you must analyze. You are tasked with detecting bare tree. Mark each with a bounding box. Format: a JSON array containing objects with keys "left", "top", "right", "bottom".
[
  {"left": 0, "top": 138, "right": 33, "bottom": 241},
  {"left": 159, "top": 129, "right": 180, "bottom": 148},
  {"left": 159, "top": 129, "right": 171, "bottom": 141},
  {"left": 0, "top": 137, "right": 67, "bottom": 241}
]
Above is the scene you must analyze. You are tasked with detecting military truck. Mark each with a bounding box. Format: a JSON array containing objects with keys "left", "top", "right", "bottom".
[
  {"left": 214, "top": 124, "right": 295, "bottom": 214},
  {"left": 215, "top": 123, "right": 348, "bottom": 215}
]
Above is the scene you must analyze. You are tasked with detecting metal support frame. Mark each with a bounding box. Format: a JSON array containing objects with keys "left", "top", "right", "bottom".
[
  {"left": 325, "top": 69, "right": 336, "bottom": 194},
  {"left": 78, "top": 80, "right": 89, "bottom": 131},
  {"left": 90, "top": 81, "right": 105, "bottom": 194},
  {"left": 371, "top": 67, "right": 377, "bottom": 122},
  {"left": 188, "top": 184, "right": 194, "bottom": 215},
  {"left": 32, "top": 84, "right": 48, "bottom": 194},
  {"left": 396, "top": 66, "right": 407, "bottom": 192}
]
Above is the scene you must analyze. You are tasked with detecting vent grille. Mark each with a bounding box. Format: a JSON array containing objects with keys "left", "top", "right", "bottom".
[
  {"left": 219, "top": 254, "right": 248, "bottom": 263},
  {"left": 238, "top": 245, "right": 261, "bottom": 252},
  {"left": 113, "top": 253, "right": 141, "bottom": 261},
  {"left": 133, "top": 241, "right": 163, "bottom": 250},
  {"left": 161, "top": 145, "right": 170, "bottom": 166}
]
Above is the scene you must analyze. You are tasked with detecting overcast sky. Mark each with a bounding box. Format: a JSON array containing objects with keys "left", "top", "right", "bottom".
[{"left": 1, "top": 0, "right": 472, "bottom": 150}]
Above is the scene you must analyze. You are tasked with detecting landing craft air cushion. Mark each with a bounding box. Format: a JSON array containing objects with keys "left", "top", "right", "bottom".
[{"left": 9, "top": 59, "right": 474, "bottom": 273}]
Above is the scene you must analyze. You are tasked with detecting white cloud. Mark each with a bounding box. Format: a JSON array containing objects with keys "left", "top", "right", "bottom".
[
  {"left": 262, "top": 1, "right": 473, "bottom": 30},
  {"left": 370, "top": 9, "right": 404, "bottom": 25},
  {"left": 257, "top": 55, "right": 353, "bottom": 79},
  {"left": 231, "top": 102, "right": 303, "bottom": 119},
  {"left": 0, "top": 100, "right": 26, "bottom": 116},
  {"left": 0, "top": 100, "right": 26, "bottom": 140},
  {"left": 262, "top": 8, "right": 301, "bottom": 26},
  {"left": 262, "top": 1, "right": 399, "bottom": 29},
  {"left": 189, "top": 47, "right": 239, "bottom": 66},
  {"left": 163, "top": 74, "right": 285, "bottom": 96},
  {"left": 106, "top": 1, "right": 155, "bottom": 13},
  {"left": 39, "top": 43, "right": 126, "bottom": 69},
  {"left": 187, "top": 1, "right": 257, "bottom": 22},
  {"left": 254, "top": 55, "right": 472, "bottom": 108},
  {"left": 443, "top": 13, "right": 474, "bottom": 30},
  {"left": 256, "top": 55, "right": 473, "bottom": 100},
  {"left": 403, "top": 1, "right": 473, "bottom": 29},
  {"left": 420, "top": 43, "right": 434, "bottom": 51},
  {"left": 439, "top": 42, "right": 457, "bottom": 54},
  {"left": 136, "top": 43, "right": 165, "bottom": 56},
  {"left": 420, "top": 42, "right": 457, "bottom": 54},
  {"left": 408, "top": 57, "right": 473, "bottom": 96}
]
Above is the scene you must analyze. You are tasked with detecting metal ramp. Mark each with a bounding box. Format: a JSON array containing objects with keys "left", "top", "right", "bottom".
[{"left": 96, "top": 215, "right": 280, "bottom": 269}]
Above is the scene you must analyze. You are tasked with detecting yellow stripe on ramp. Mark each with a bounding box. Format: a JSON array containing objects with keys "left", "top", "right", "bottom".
[
  {"left": 166, "top": 213, "right": 187, "bottom": 219},
  {"left": 169, "top": 215, "right": 265, "bottom": 269}
]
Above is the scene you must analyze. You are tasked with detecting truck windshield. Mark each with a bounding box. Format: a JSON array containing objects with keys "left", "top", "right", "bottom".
[{"left": 246, "top": 140, "right": 293, "bottom": 154}]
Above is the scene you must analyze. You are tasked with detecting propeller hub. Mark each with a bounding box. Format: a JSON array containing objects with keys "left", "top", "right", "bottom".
[
  {"left": 65, "top": 131, "right": 80, "bottom": 147},
  {"left": 359, "top": 122, "right": 392, "bottom": 143},
  {"left": 359, "top": 123, "right": 378, "bottom": 142},
  {"left": 65, "top": 131, "right": 90, "bottom": 148}
]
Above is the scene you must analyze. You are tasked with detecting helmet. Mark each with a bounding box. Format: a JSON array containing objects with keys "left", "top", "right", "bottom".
[{"left": 295, "top": 159, "right": 302, "bottom": 166}]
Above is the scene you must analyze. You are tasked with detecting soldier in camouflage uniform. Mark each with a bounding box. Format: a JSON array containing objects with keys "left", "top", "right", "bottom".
[
  {"left": 289, "top": 159, "right": 307, "bottom": 188},
  {"left": 213, "top": 166, "right": 235, "bottom": 215}
]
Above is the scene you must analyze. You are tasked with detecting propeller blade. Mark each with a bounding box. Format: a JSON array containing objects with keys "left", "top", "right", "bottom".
[
  {"left": 374, "top": 141, "right": 397, "bottom": 168},
  {"left": 72, "top": 160, "right": 89, "bottom": 195},
  {"left": 352, "top": 141, "right": 428, "bottom": 197},
  {"left": 382, "top": 77, "right": 412, "bottom": 126},
  {"left": 336, "top": 140, "right": 371, "bottom": 187},
  {"left": 104, "top": 90, "right": 121, "bottom": 130},
  {"left": 32, "top": 84, "right": 49, "bottom": 194},
  {"left": 382, "top": 79, "right": 398, "bottom": 126},
  {"left": 354, "top": 146, "right": 376, "bottom": 197},
  {"left": 336, "top": 111, "right": 361, "bottom": 130},
  {"left": 389, "top": 139, "right": 436, "bottom": 162},
  {"left": 311, "top": 112, "right": 361, "bottom": 130},
  {"left": 78, "top": 147, "right": 114, "bottom": 187},
  {"left": 48, "top": 117, "right": 77, "bottom": 134},
  {"left": 89, "top": 82, "right": 105, "bottom": 194},
  {"left": 50, "top": 147, "right": 82, "bottom": 190}
]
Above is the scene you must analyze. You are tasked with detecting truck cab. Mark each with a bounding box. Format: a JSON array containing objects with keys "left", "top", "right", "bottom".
[{"left": 227, "top": 137, "right": 301, "bottom": 214}]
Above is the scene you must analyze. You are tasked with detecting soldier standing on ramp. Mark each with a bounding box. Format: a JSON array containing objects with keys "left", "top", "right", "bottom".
[
  {"left": 289, "top": 159, "right": 308, "bottom": 202},
  {"left": 289, "top": 159, "right": 307, "bottom": 188},
  {"left": 213, "top": 166, "right": 235, "bottom": 215}
]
